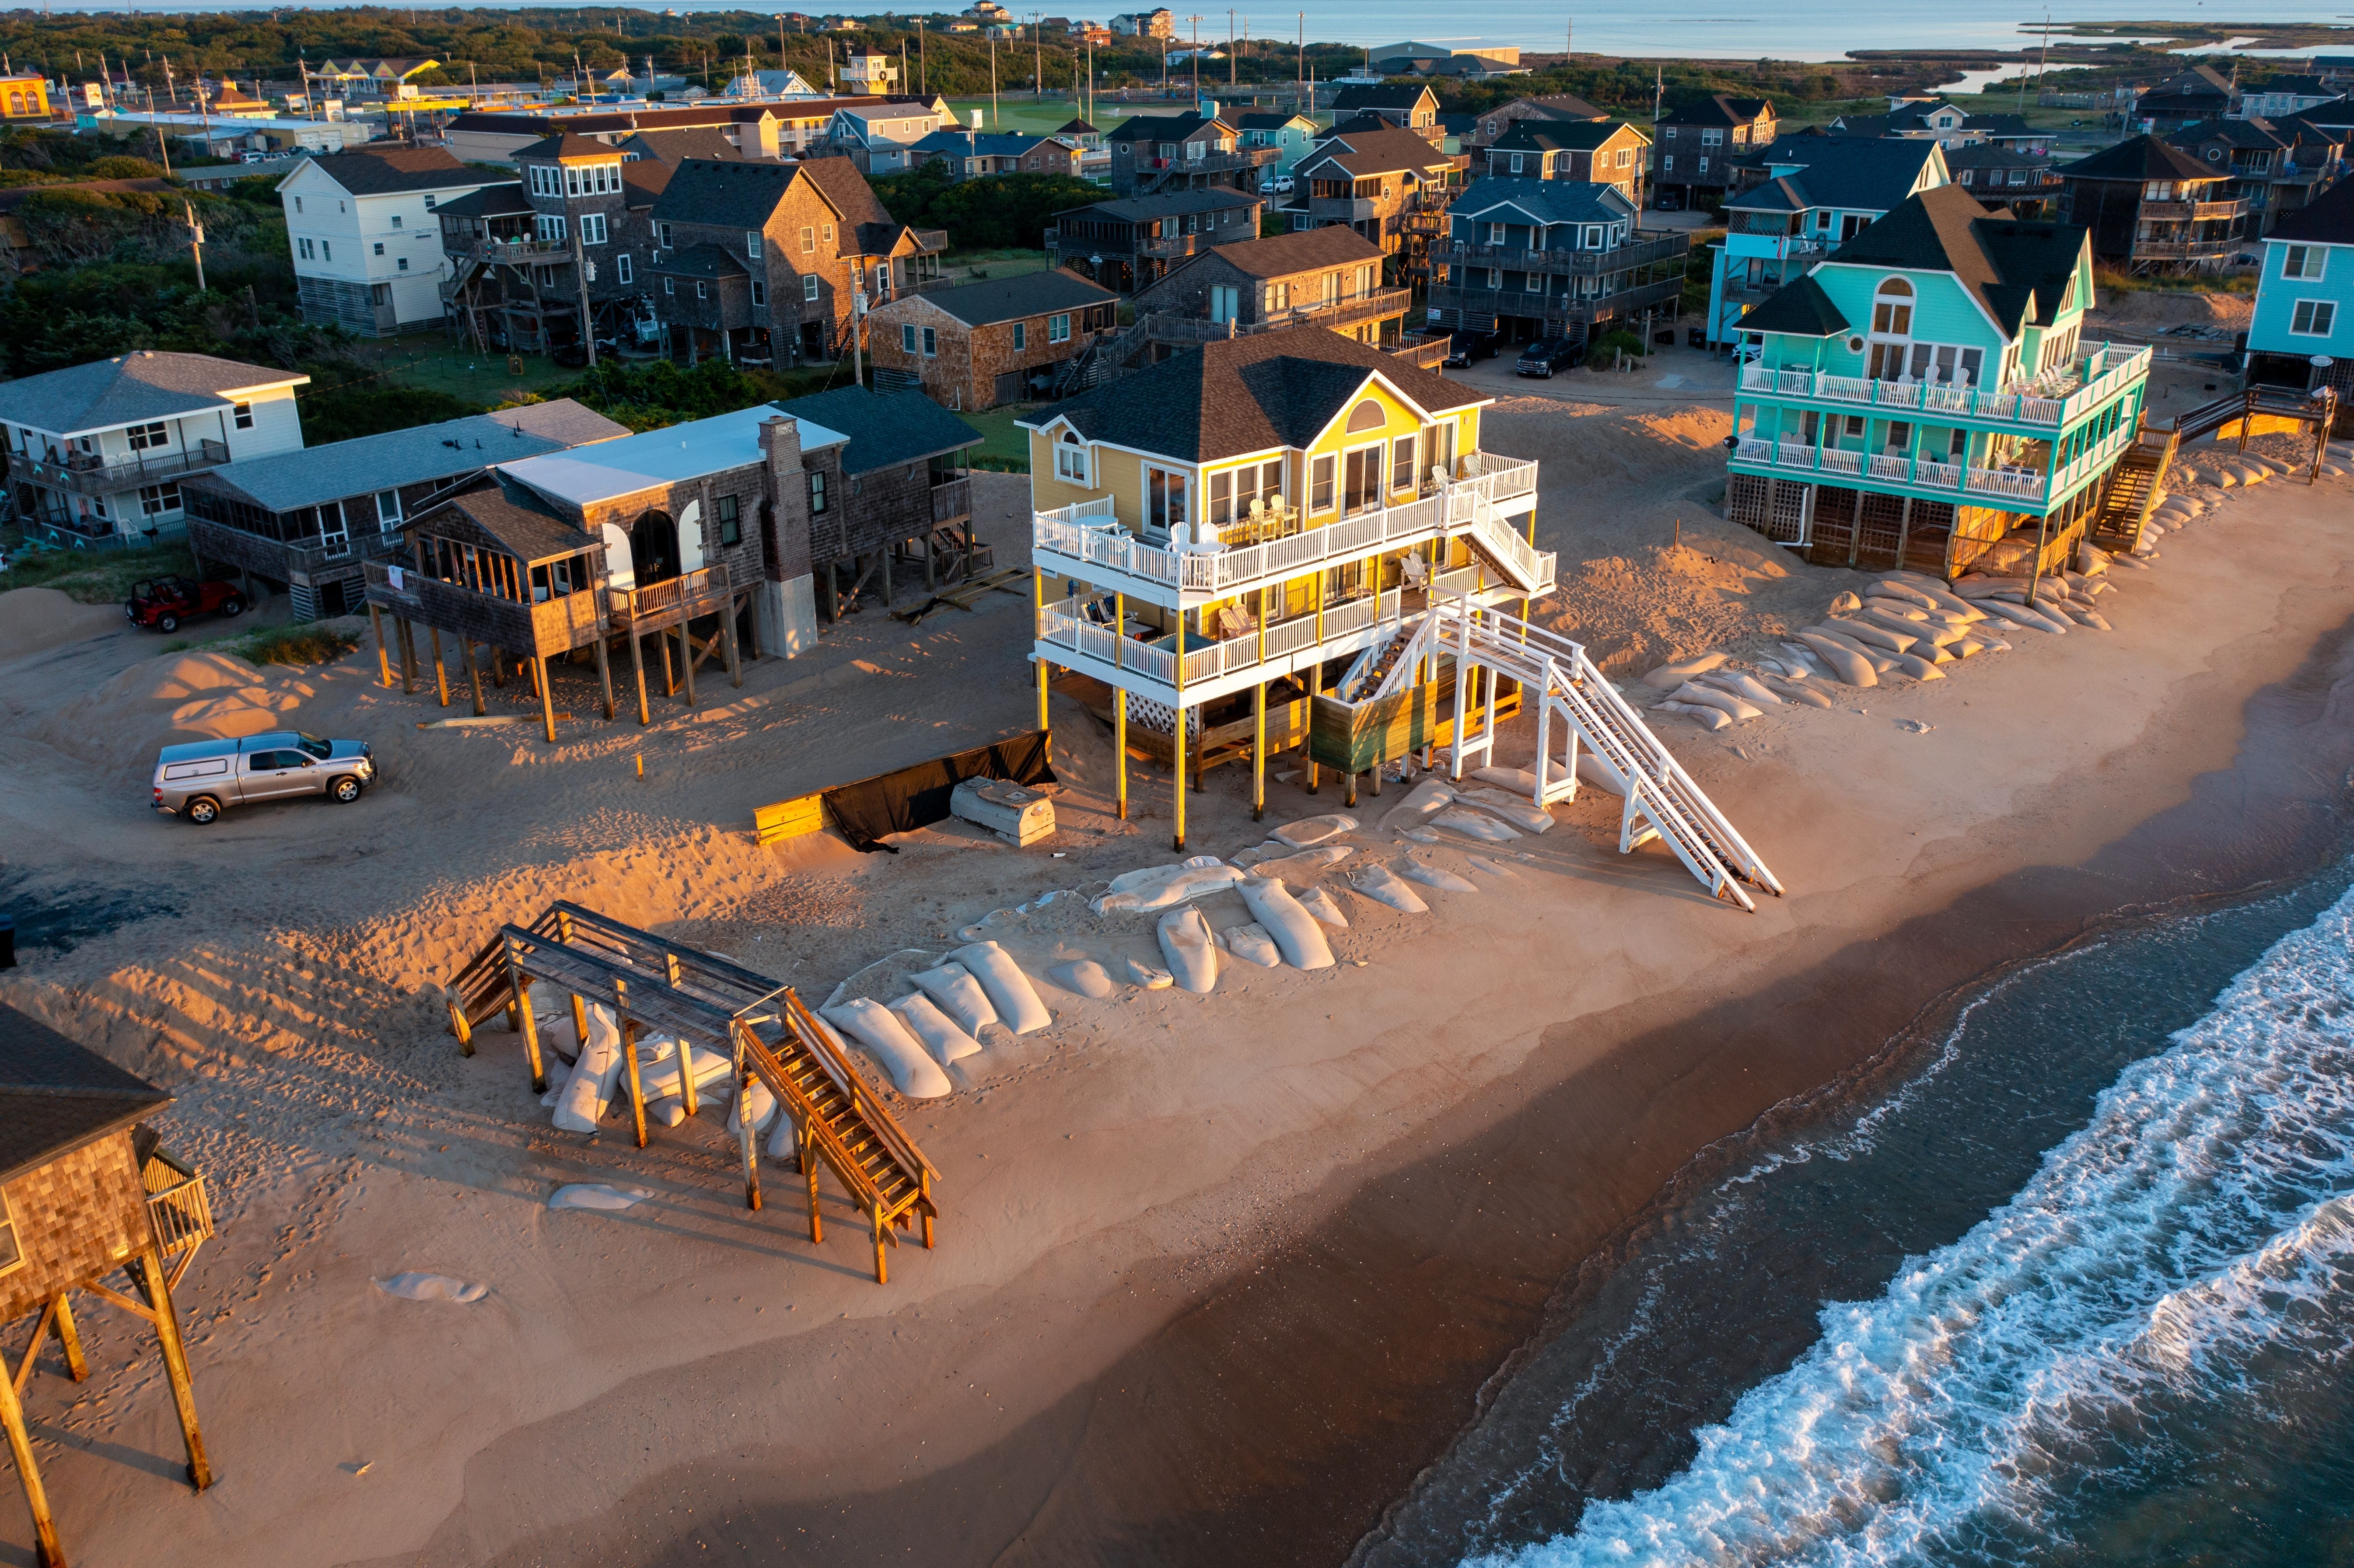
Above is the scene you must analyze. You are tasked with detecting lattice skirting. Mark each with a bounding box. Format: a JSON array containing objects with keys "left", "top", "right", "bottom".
[{"left": 1123, "top": 692, "right": 1201, "bottom": 738}]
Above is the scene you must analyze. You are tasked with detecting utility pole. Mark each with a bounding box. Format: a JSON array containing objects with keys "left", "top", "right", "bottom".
[
  {"left": 1297, "top": 13, "right": 1303, "bottom": 104},
  {"left": 990, "top": 31, "right": 998, "bottom": 124},
  {"left": 917, "top": 19, "right": 925, "bottom": 94},
  {"left": 1566, "top": 18, "right": 1572, "bottom": 62},
  {"left": 1189, "top": 15, "right": 1202, "bottom": 101},
  {"left": 1229, "top": 10, "right": 1236, "bottom": 93},
  {"left": 146, "top": 87, "right": 171, "bottom": 176},
  {"left": 184, "top": 201, "right": 205, "bottom": 292}
]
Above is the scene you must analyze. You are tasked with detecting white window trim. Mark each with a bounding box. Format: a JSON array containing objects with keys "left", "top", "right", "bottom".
[{"left": 2290, "top": 297, "right": 2337, "bottom": 336}]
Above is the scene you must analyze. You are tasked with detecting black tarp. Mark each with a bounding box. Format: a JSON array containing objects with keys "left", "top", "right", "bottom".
[{"left": 821, "top": 730, "right": 1057, "bottom": 853}]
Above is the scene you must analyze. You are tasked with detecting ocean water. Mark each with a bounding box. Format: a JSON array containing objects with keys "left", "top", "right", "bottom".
[
  {"left": 1363, "top": 864, "right": 2354, "bottom": 1568},
  {"left": 47, "top": 0, "right": 2354, "bottom": 62}
]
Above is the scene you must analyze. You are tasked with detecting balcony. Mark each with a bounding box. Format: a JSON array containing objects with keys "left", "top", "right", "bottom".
[
  {"left": 11, "top": 436, "right": 231, "bottom": 497},
  {"left": 463, "top": 237, "right": 574, "bottom": 265},
  {"left": 608, "top": 562, "right": 734, "bottom": 633},
  {"left": 1391, "top": 337, "right": 1450, "bottom": 369},
  {"left": 2127, "top": 237, "right": 2239, "bottom": 263},
  {"left": 1133, "top": 228, "right": 1224, "bottom": 258},
  {"left": 1429, "top": 276, "right": 1684, "bottom": 324},
  {"left": 2136, "top": 198, "right": 2245, "bottom": 223},
  {"left": 1437, "top": 230, "right": 1690, "bottom": 277},
  {"left": 910, "top": 227, "right": 951, "bottom": 253},
  {"left": 1736, "top": 343, "right": 2150, "bottom": 430},
  {"left": 930, "top": 474, "right": 973, "bottom": 526},
  {"left": 1309, "top": 196, "right": 1380, "bottom": 223},
  {"left": 1729, "top": 421, "right": 2137, "bottom": 513},
  {"left": 364, "top": 558, "right": 608, "bottom": 656},
  {"left": 1133, "top": 147, "right": 1278, "bottom": 176},
  {"left": 1031, "top": 456, "right": 1541, "bottom": 610}
]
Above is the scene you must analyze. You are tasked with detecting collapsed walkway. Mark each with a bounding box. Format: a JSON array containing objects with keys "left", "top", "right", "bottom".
[{"left": 445, "top": 903, "right": 938, "bottom": 1284}]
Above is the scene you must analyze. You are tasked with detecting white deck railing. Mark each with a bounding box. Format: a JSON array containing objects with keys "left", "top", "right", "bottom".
[
  {"left": 1738, "top": 342, "right": 2149, "bottom": 430},
  {"left": 1035, "top": 587, "right": 1406, "bottom": 692},
  {"left": 1733, "top": 436, "right": 2049, "bottom": 504},
  {"left": 1033, "top": 454, "right": 1542, "bottom": 605}
]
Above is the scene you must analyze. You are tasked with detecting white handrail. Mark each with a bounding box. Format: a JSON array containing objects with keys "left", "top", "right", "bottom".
[{"left": 1738, "top": 342, "right": 2151, "bottom": 431}]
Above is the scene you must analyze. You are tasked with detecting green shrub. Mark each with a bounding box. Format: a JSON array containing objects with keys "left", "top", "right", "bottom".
[
  {"left": 299, "top": 383, "right": 479, "bottom": 444},
  {"left": 85, "top": 155, "right": 167, "bottom": 179},
  {"left": 0, "top": 539, "right": 198, "bottom": 604},
  {"left": 228, "top": 623, "right": 362, "bottom": 668},
  {"left": 1592, "top": 329, "right": 1647, "bottom": 360}
]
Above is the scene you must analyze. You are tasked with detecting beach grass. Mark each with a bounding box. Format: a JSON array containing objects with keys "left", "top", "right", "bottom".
[
  {"left": 356, "top": 335, "right": 582, "bottom": 411},
  {"left": 962, "top": 404, "right": 1035, "bottom": 471},
  {"left": 1, "top": 537, "right": 199, "bottom": 604}
]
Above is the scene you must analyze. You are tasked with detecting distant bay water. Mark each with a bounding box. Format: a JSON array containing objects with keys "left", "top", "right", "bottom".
[{"left": 41, "top": 0, "right": 2354, "bottom": 63}]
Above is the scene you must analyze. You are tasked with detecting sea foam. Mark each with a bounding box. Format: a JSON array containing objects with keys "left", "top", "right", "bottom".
[{"left": 1475, "top": 881, "right": 2354, "bottom": 1568}]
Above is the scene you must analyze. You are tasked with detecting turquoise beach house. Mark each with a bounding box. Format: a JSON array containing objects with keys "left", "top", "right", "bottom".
[
  {"left": 1725, "top": 183, "right": 2150, "bottom": 578},
  {"left": 2246, "top": 175, "right": 2354, "bottom": 411}
]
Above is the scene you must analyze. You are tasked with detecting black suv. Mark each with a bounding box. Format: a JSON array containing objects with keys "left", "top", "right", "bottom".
[
  {"left": 1443, "top": 330, "right": 1499, "bottom": 368},
  {"left": 1515, "top": 338, "right": 1580, "bottom": 378}
]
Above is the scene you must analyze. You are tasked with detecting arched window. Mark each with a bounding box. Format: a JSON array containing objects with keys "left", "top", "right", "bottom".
[
  {"left": 1870, "top": 277, "right": 1914, "bottom": 336},
  {"left": 1345, "top": 398, "right": 1384, "bottom": 433},
  {"left": 1054, "top": 428, "right": 1088, "bottom": 483}
]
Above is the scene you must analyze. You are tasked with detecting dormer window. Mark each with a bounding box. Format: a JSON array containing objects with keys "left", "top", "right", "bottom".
[{"left": 1054, "top": 429, "right": 1089, "bottom": 483}]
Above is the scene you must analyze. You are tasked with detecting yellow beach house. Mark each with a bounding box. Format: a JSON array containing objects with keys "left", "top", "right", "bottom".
[{"left": 1018, "top": 326, "right": 1552, "bottom": 845}]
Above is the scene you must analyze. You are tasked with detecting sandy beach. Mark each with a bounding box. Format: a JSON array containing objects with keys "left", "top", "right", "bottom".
[{"left": 3, "top": 363, "right": 2352, "bottom": 1568}]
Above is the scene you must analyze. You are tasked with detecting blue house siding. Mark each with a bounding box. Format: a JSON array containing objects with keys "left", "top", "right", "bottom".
[{"left": 2249, "top": 236, "right": 2352, "bottom": 360}]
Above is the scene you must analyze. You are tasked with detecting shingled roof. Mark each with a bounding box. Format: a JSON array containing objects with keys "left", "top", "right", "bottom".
[
  {"left": 0, "top": 351, "right": 306, "bottom": 438},
  {"left": 2269, "top": 172, "right": 2354, "bottom": 247},
  {"left": 768, "top": 386, "right": 982, "bottom": 475},
  {"left": 1829, "top": 184, "right": 2088, "bottom": 336},
  {"left": 298, "top": 146, "right": 487, "bottom": 196},
  {"left": 1192, "top": 226, "right": 1383, "bottom": 278},
  {"left": 410, "top": 478, "right": 601, "bottom": 565},
  {"left": 1738, "top": 273, "right": 1850, "bottom": 337},
  {"left": 1728, "top": 137, "right": 1947, "bottom": 217},
  {"left": 1033, "top": 326, "right": 1483, "bottom": 464},
  {"left": 2057, "top": 133, "right": 2221, "bottom": 184},
  {"left": 907, "top": 267, "right": 1116, "bottom": 326},
  {"left": 0, "top": 1005, "right": 170, "bottom": 1187}
]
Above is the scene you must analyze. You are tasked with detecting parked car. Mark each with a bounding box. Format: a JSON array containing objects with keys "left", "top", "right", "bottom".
[
  {"left": 1260, "top": 174, "right": 1294, "bottom": 194},
  {"left": 1654, "top": 192, "right": 1683, "bottom": 211},
  {"left": 151, "top": 731, "right": 377, "bottom": 825},
  {"left": 125, "top": 576, "right": 245, "bottom": 633},
  {"left": 1443, "top": 330, "right": 1500, "bottom": 368},
  {"left": 1515, "top": 337, "right": 1580, "bottom": 378}
]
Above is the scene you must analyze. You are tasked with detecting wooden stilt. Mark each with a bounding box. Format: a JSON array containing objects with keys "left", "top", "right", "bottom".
[
  {"left": 490, "top": 646, "right": 506, "bottom": 688},
  {"left": 593, "top": 635, "right": 615, "bottom": 720},
  {"left": 630, "top": 632, "right": 650, "bottom": 726},
  {"left": 445, "top": 985, "right": 475, "bottom": 1055},
  {"left": 567, "top": 987, "right": 588, "bottom": 1055},
  {"left": 721, "top": 598, "right": 743, "bottom": 689},
  {"left": 920, "top": 1171, "right": 934, "bottom": 1249},
  {"left": 679, "top": 622, "right": 697, "bottom": 708},
  {"left": 1034, "top": 567, "right": 1049, "bottom": 733},
  {"left": 1115, "top": 687, "right": 1128, "bottom": 821},
  {"left": 50, "top": 1296, "right": 86, "bottom": 1383},
  {"left": 1252, "top": 679, "right": 1266, "bottom": 822},
  {"left": 0, "top": 1354, "right": 62, "bottom": 1568},
  {"left": 537, "top": 656, "right": 558, "bottom": 744},
  {"left": 369, "top": 603, "right": 393, "bottom": 688},
  {"left": 1172, "top": 701, "right": 1187, "bottom": 852},
  {"left": 924, "top": 531, "right": 936, "bottom": 591},
  {"left": 659, "top": 628, "right": 675, "bottom": 696},
  {"left": 803, "top": 1123, "right": 823, "bottom": 1242},
  {"left": 871, "top": 1204, "right": 888, "bottom": 1286},
  {"left": 1346, "top": 769, "right": 1358, "bottom": 808},
  {"left": 509, "top": 966, "right": 547, "bottom": 1094},
  {"left": 429, "top": 627, "right": 451, "bottom": 708},
  {"left": 396, "top": 618, "right": 418, "bottom": 695},
  {"left": 623, "top": 1020, "right": 648, "bottom": 1149},
  {"left": 134, "top": 1248, "right": 210, "bottom": 1491},
  {"left": 738, "top": 1068, "right": 762, "bottom": 1211},
  {"left": 461, "top": 639, "right": 486, "bottom": 716},
  {"left": 1306, "top": 656, "right": 1322, "bottom": 794}
]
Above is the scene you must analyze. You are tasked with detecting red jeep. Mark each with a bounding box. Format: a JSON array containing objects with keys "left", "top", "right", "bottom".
[{"left": 126, "top": 576, "right": 246, "bottom": 633}]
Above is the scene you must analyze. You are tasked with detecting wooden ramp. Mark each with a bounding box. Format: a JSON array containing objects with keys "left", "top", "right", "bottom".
[
  {"left": 2089, "top": 426, "right": 2177, "bottom": 555},
  {"left": 444, "top": 903, "right": 938, "bottom": 1284},
  {"left": 2173, "top": 384, "right": 2340, "bottom": 475}
]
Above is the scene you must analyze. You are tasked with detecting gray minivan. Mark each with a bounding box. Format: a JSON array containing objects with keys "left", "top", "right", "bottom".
[{"left": 151, "top": 731, "right": 377, "bottom": 824}]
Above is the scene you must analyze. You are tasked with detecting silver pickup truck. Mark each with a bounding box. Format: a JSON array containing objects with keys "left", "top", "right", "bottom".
[{"left": 151, "top": 731, "right": 377, "bottom": 825}]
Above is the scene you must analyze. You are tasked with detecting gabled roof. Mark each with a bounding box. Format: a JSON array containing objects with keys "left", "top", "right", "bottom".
[
  {"left": 0, "top": 350, "right": 306, "bottom": 438},
  {"left": 294, "top": 147, "right": 488, "bottom": 196},
  {"left": 653, "top": 243, "right": 751, "bottom": 280},
  {"left": 1725, "top": 175, "right": 1812, "bottom": 215},
  {"left": 1056, "top": 188, "right": 1262, "bottom": 223},
  {"left": 1659, "top": 94, "right": 1773, "bottom": 128},
  {"left": 2252, "top": 73, "right": 2330, "bottom": 96},
  {"left": 1734, "top": 137, "right": 1947, "bottom": 214},
  {"left": 2268, "top": 173, "right": 2354, "bottom": 247},
  {"left": 1449, "top": 176, "right": 1635, "bottom": 225},
  {"left": 410, "top": 478, "right": 600, "bottom": 564},
  {"left": 1738, "top": 273, "right": 1849, "bottom": 337},
  {"left": 768, "top": 386, "right": 982, "bottom": 474},
  {"left": 1484, "top": 92, "right": 1607, "bottom": 123},
  {"left": 616, "top": 127, "right": 743, "bottom": 164},
  {"left": 1056, "top": 117, "right": 1099, "bottom": 135},
  {"left": 1105, "top": 110, "right": 1231, "bottom": 143},
  {"left": 909, "top": 129, "right": 1067, "bottom": 157},
  {"left": 2143, "top": 64, "right": 2237, "bottom": 102},
  {"left": 190, "top": 401, "right": 628, "bottom": 514},
  {"left": 1829, "top": 184, "right": 2088, "bottom": 337},
  {"left": 1032, "top": 325, "right": 1482, "bottom": 464},
  {"left": 1489, "top": 119, "right": 1645, "bottom": 154},
  {"left": 622, "top": 158, "right": 673, "bottom": 206},
  {"left": 906, "top": 266, "right": 1117, "bottom": 326},
  {"left": 1330, "top": 83, "right": 1440, "bottom": 113},
  {"left": 1232, "top": 110, "right": 1313, "bottom": 131},
  {"left": 797, "top": 155, "right": 896, "bottom": 232},
  {"left": 1192, "top": 225, "right": 1383, "bottom": 278},
  {"left": 1944, "top": 143, "right": 2055, "bottom": 175},
  {"left": 2057, "top": 133, "right": 2221, "bottom": 184},
  {"left": 433, "top": 181, "right": 532, "bottom": 219},
  {"left": 0, "top": 1004, "right": 171, "bottom": 1188},
  {"left": 2282, "top": 97, "right": 2354, "bottom": 134},
  {"left": 1298, "top": 124, "right": 1463, "bottom": 177},
  {"left": 2166, "top": 116, "right": 2291, "bottom": 151},
  {"left": 516, "top": 132, "right": 621, "bottom": 163}
]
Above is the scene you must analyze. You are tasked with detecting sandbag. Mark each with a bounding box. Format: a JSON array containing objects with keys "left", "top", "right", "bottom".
[
  {"left": 821, "top": 998, "right": 953, "bottom": 1099},
  {"left": 625, "top": 1037, "right": 731, "bottom": 1104},
  {"left": 1860, "top": 599, "right": 1929, "bottom": 625},
  {"left": 1866, "top": 580, "right": 1938, "bottom": 611},
  {"left": 1433, "top": 806, "right": 1522, "bottom": 842},
  {"left": 1349, "top": 863, "right": 1430, "bottom": 914},
  {"left": 1253, "top": 846, "right": 1353, "bottom": 880},
  {"left": 1640, "top": 650, "right": 1728, "bottom": 689},
  {"left": 1047, "top": 959, "right": 1118, "bottom": 999},
  {"left": 2072, "top": 608, "right": 2114, "bottom": 632},
  {"left": 765, "top": 1105, "right": 802, "bottom": 1159},
  {"left": 1472, "top": 765, "right": 1540, "bottom": 797},
  {"left": 1157, "top": 905, "right": 1220, "bottom": 993},
  {"left": 1400, "top": 861, "right": 1479, "bottom": 894},
  {"left": 1091, "top": 856, "right": 1245, "bottom": 913},
  {"left": 889, "top": 991, "right": 983, "bottom": 1064},
  {"left": 1576, "top": 752, "right": 1628, "bottom": 795},
  {"left": 553, "top": 1002, "right": 626, "bottom": 1134},
  {"left": 1459, "top": 787, "right": 1554, "bottom": 833},
  {"left": 1297, "top": 885, "right": 1350, "bottom": 927},
  {"left": 1224, "top": 922, "right": 1284, "bottom": 968},
  {"left": 1884, "top": 650, "right": 1945, "bottom": 681},
  {"left": 1822, "top": 615, "right": 1914, "bottom": 654},
  {"left": 1707, "top": 671, "right": 1785, "bottom": 706},
  {"left": 1660, "top": 700, "right": 1733, "bottom": 730},
  {"left": 1670, "top": 681, "right": 1762, "bottom": 721},
  {"left": 1990, "top": 600, "right": 2069, "bottom": 635},
  {"left": 1378, "top": 778, "right": 1456, "bottom": 831},
  {"left": 1123, "top": 955, "right": 1175, "bottom": 989},
  {"left": 949, "top": 941, "right": 1052, "bottom": 1034},
  {"left": 910, "top": 962, "right": 999, "bottom": 1035},
  {"left": 1270, "top": 812, "right": 1358, "bottom": 848},
  {"left": 1797, "top": 631, "right": 1878, "bottom": 687},
  {"left": 1767, "top": 677, "right": 1835, "bottom": 708}
]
